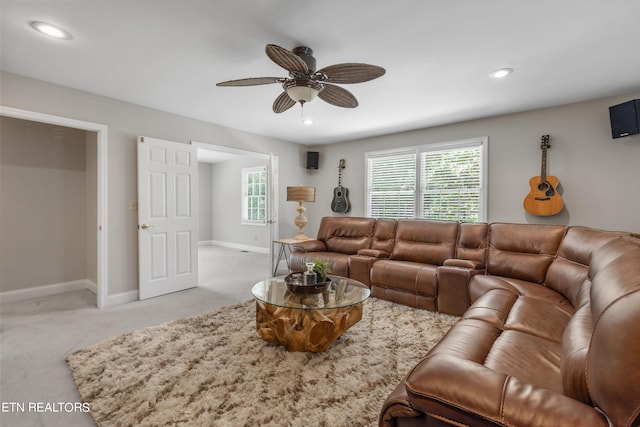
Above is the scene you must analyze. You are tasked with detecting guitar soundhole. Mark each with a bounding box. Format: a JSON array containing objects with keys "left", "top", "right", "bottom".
[
  {"left": 537, "top": 181, "right": 555, "bottom": 197},
  {"left": 537, "top": 182, "right": 549, "bottom": 192},
  {"left": 336, "top": 191, "right": 342, "bottom": 197}
]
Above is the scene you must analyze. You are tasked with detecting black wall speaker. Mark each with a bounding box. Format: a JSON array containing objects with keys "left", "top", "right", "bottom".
[
  {"left": 306, "top": 151, "right": 319, "bottom": 169},
  {"left": 609, "top": 99, "right": 640, "bottom": 139}
]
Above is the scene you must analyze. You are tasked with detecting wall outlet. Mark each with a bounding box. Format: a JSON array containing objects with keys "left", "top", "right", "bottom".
[{"left": 129, "top": 200, "right": 138, "bottom": 211}]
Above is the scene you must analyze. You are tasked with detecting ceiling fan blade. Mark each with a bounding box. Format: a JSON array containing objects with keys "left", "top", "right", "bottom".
[
  {"left": 265, "top": 44, "right": 308, "bottom": 74},
  {"left": 318, "top": 84, "right": 358, "bottom": 108},
  {"left": 315, "top": 63, "right": 385, "bottom": 84},
  {"left": 216, "top": 77, "right": 282, "bottom": 87},
  {"left": 273, "top": 91, "right": 296, "bottom": 113}
]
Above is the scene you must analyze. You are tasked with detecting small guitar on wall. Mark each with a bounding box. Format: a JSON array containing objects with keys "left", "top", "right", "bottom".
[
  {"left": 331, "top": 159, "right": 351, "bottom": 213},
  {"left": 523, "top": 135, "right": 564, "bottom": 216}
]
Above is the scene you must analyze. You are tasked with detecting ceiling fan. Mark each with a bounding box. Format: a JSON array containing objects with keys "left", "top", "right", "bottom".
[{"left": 216, "top": 44, "right": 385, "bottom": 114}]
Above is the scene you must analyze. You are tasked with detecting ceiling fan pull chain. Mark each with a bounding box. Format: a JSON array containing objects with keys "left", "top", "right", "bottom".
[{"left": 300, "top": 101, "right": 313, "bottom": 125}]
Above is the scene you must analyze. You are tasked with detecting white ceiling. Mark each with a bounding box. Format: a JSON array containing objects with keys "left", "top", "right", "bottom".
[{"left": 2, "top": 0, "right": 640, "bottom": 145}]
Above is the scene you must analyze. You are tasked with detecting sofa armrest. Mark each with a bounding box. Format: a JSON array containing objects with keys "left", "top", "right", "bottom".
[
  {"left": 379, "top": 381, "right": 424, "bottom": 427},
  {"left": 348, "top": 254, "right": 382, "bottom": 286},
  {"left": 436, "top": 264, "right": 483, "bottom": 316},
  {"left": 291, "top": 240, "right": 326, "bottom": 253},
  {"left": 443, "top": 258, "right": 484, "bottom": 269},
  {"left": 404, "top": 355, "right": 608, "bottom": 427},
  {"left": 356, "top": 248, "right": 389, "bottom": 258}
]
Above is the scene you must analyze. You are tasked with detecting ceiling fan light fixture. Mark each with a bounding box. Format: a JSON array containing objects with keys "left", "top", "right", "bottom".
[{"left": 284, "top": 80, "right": 323, "bottom": 103}]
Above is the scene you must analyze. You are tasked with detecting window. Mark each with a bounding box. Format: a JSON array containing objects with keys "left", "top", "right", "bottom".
[
  {"left": 366, "top": 137, "right": 487, "bottom": 222},
  {"left": 242, "top": 166, "right": 267, "bottom": 226}
]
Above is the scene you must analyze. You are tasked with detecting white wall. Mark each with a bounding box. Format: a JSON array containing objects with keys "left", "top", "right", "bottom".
[
  {"left": 1, "top": 71, "right": 309, "bottom": 298},
  {"left": 4, "top": 70, "right": 637, "bottom": 300},
  {"left": 308, "top": 93, "right": 640, "bottom": 235},
  {"left": 198, "top": 162, "right": 213, "bottom": 242},
  {"left": 210, "top": 157, "right": 270, "bottom": 248}
]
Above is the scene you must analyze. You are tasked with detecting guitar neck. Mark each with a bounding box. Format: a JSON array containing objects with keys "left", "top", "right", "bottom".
[{"left": 540, "top": 147, "right": 548, "bottom": 182}]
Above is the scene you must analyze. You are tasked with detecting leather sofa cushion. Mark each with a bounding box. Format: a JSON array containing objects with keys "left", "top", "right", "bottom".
[
  {"left": 484, "top": 329, "right": 562, "bottom": 393},
  {"left": 545, "top": 226, "right": 627, "bottom": 307},
  {"left": 487, "top": 223, "right": 566, "bottom": 283},
  {"left": 390, "top": 219, "right": 457, "bottom": 265},
  {"left": 371, "top": 260, "right": 437, "bottom": 297},
  {"left": 470, "top": 274, "right": 571, "bottom": 306},
  {"left": 428, "top": 318, "right": 499, "bottom": 363},
  {"left": 587, "top": 237, "right": 640, "bottom": 427},
  {"left": 317, "top": 216, "right": 376, "bottom": 255},
  {"left": 466, "top": 289, "right": 572, "bottom": 344},
  {"left": 404, "top": 355, "right": 608, "bottom": 427},
  {"left": 561, "top": 303, "right": 593, "bottom": 404},
  {"left": 370, "top": 218, "right": 397, "bottom": 254},
  {"left": 289, "top": 251, "right": 350, "bottom": 277},
  {"left": 456, "top": 222, "right": 488, "bottom": 265}
]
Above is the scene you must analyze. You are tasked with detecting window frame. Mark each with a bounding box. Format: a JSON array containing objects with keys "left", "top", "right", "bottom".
[
  {"left": 365, "top": 137, "right": 488, "bottom": 222},
  {"left": 241, "top": 166, "right": 267, "bottom": 226}
]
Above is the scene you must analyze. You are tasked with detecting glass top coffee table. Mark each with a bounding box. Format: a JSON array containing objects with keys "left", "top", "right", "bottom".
[{"left": 251, "top": 275, "right": 370, "bottom": 352}]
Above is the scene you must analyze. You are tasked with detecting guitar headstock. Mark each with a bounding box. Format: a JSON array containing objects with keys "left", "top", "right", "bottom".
[
  {"left": 540, "top": 134, "right": 550, "bottom": 150},
  {"left": 338, "top": 159, "right": 346, "bottom": 169}
]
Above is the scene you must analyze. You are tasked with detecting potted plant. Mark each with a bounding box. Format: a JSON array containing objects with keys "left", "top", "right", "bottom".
[{"left": 311, "top": 258, "right": 331, "bottom": 283}]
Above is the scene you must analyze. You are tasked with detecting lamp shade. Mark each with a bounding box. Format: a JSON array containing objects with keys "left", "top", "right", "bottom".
[
  {"left": 283, "top": 80, "right": 323, "bottom": 104},
  {"left": 287, "top": 186, "right": 316, "bottom": 202}
]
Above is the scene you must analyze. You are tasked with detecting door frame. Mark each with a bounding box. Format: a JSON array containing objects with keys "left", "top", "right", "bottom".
[
  {"left": 0, "top": 106, "right": 109, "bottom": 308},
  {"left": 194, "top": 142, "right": 278, "bottom": 277}
]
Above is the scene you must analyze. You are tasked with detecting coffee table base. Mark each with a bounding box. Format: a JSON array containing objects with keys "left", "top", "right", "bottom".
[{"left": 255, "top": 300, "right": 363, "bottom": 352}]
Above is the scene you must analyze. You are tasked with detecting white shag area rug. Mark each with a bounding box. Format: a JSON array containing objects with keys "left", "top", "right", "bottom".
[{"left": 67, "top": 298, "right": 458, "bottom": 427}]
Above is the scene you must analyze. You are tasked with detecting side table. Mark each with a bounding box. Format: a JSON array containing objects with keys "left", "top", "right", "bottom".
[{"left": 271, "top": 237, "right": 313, "bottom": 276}]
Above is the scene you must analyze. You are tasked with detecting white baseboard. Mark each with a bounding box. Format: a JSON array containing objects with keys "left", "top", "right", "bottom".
[
  {"left": 0, "top": 279, "right": 140, "bottom": 307},
  {"left": 104, "top": 290, "right": 139, "bottom": 307},
  {"left": 204, "top": 240, "right": 269, "bottom": 254},
  {"left": 0, "top": 279, "right": 96, "bottom": 305}
]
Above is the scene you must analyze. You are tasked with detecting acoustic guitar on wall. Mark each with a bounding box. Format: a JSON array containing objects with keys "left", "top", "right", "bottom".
[
  {"left": 523, "top": 135, "right": 564, "bottom": 216},
  {"left": 331, "top": 159, "right": 351, "bottom": 213}
]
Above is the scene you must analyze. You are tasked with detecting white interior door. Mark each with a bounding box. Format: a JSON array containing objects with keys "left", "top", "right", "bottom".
[{"left": 137, "top": 136, "right": 198, "bottom": 299}]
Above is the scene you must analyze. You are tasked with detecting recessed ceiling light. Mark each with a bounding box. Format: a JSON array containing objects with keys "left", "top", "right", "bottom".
[
  {"left": 302, "top": 118, "right": 314, "bottom": 126},
  {"left": 30, "top": 21, "right": 73, "bottom": 40},
  {"left": 489, "top": 68, "right": 513, "bottom": 79}
]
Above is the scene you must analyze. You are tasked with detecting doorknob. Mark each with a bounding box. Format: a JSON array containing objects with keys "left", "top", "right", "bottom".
[{"left": 140, "top": 224, "right": 153, "bottom": 230}]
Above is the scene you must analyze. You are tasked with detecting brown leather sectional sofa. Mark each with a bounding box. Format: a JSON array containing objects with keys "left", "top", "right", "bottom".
[{"left": 290, "top": 217, "right": 640, "bottom": 427}]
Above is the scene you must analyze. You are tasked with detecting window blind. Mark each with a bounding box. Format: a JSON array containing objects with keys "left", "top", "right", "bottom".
[
  {"left": 366, "top": 138, "right": 485, "bottom": 222},
  {"left": 366, "top": 152, "right": 416, "bottom": 219},
  {"left": 242, "top": 167, "right": 267, "bottom": 225}
]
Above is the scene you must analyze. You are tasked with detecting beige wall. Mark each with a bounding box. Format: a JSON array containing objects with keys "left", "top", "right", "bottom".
[
  {"left": 308, "top": 93, "right": 640, "bottom": 235},
  {"left": 0, "top": 116, "right": 91, "bottom": 292},
  {"left": 86, "top": 131, "right": 98, "bottom": 284}
]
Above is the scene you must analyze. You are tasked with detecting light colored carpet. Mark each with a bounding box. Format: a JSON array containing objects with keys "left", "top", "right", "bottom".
[{"left": 66, "top": 298, "right": 458, "bottom": 427}]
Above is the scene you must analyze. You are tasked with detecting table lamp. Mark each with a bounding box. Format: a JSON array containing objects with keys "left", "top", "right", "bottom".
[{"left": 287, "top": 186, "right": 316, "bottom": 240}]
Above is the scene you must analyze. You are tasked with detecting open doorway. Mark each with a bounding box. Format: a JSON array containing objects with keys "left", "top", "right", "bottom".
[
  {"left": 195, "top": 143, "right": 278, "bottom": 284},
  {"left": 0, "top": 107, "right": 108, "bottom": 307}
]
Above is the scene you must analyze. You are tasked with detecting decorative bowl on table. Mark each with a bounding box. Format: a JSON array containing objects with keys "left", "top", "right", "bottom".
[{"left": 284, "top": 273, "right": 331, "bottom": 294}]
